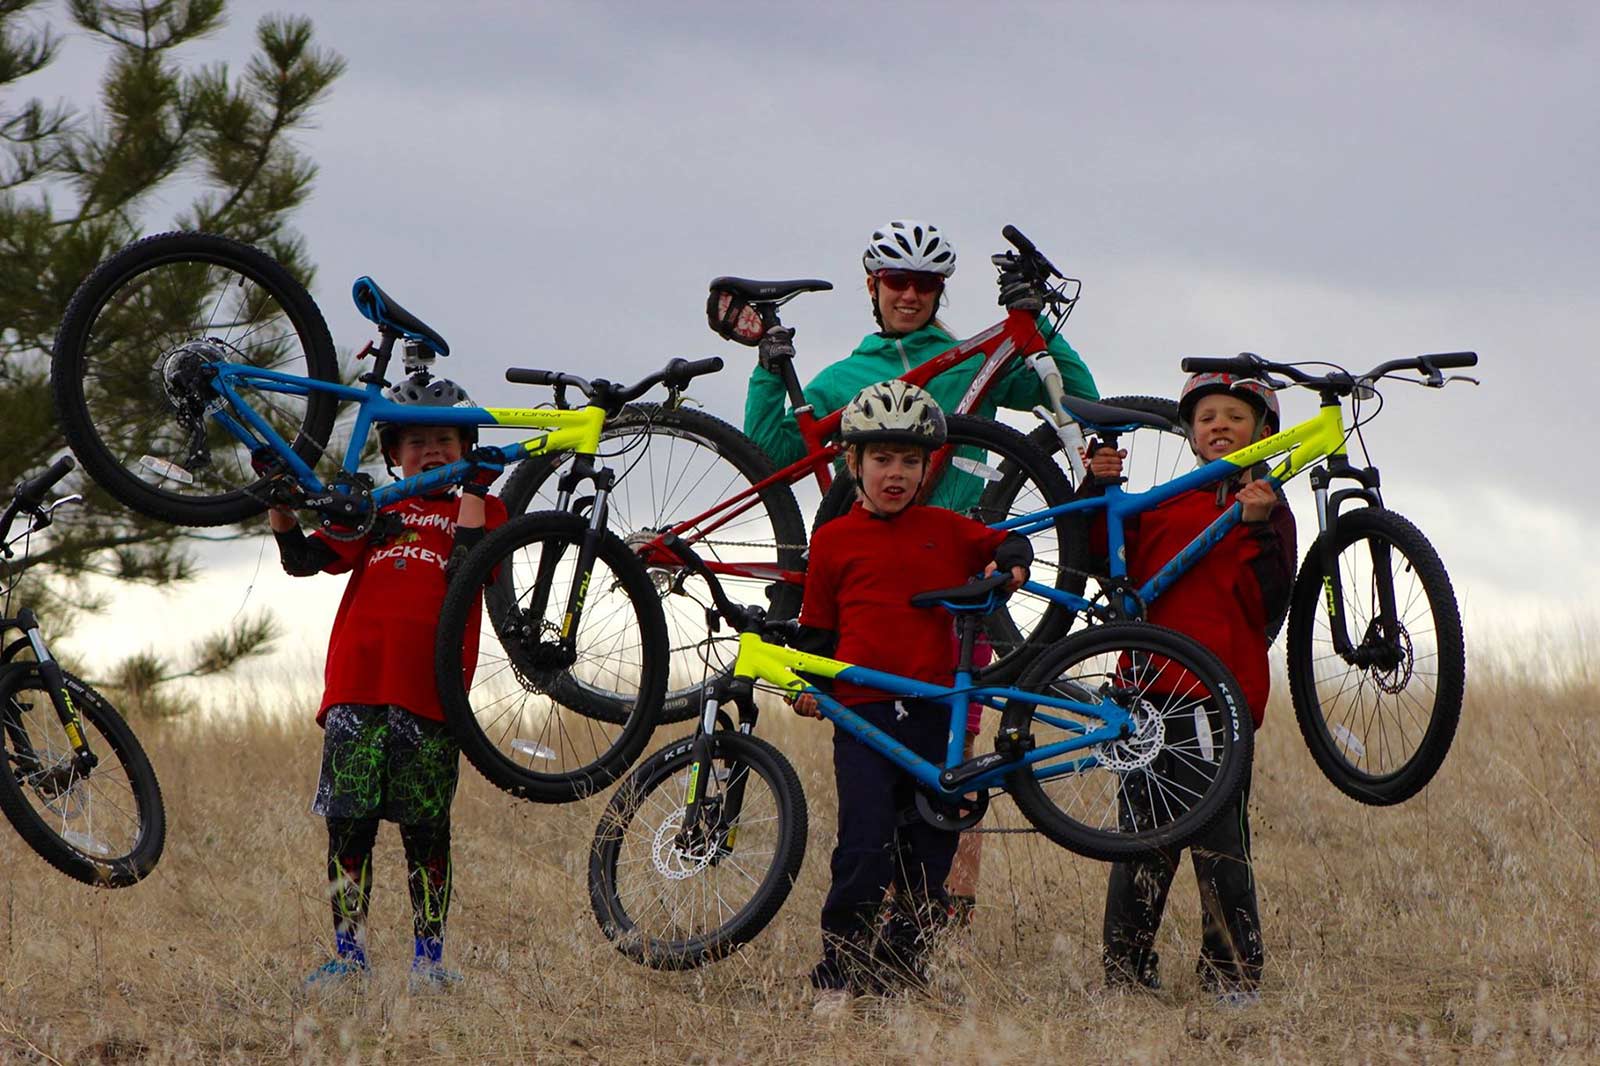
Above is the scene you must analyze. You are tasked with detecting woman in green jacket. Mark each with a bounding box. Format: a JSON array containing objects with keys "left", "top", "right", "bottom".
[{"left": 743, "top": 218, "right": 1099, "bottom": 473}]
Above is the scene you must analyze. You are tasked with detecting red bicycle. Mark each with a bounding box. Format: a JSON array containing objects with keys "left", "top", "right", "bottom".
[{"left": 501, "top": 228, "right": 1187, "bottom": 721}]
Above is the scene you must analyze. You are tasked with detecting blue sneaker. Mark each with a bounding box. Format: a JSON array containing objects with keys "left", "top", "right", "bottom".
[
  {"left": 408, "top": 958, "right": 463, "bottom": 994},
  {"left": 303, "top": 957, "right": 369, "bottom": 992}
]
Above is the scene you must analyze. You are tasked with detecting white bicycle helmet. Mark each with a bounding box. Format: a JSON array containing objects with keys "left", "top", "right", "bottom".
[
  {"left": 839, "top": 380, "right": 947, "bottom": 448},
  {"left": 862, "top": 219, "right": 956, "bottom": 277}
]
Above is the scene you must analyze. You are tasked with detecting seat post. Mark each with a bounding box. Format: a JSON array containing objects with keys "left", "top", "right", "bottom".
[{"left": 954, "top": 613, "right": 979, "bottom": 675}]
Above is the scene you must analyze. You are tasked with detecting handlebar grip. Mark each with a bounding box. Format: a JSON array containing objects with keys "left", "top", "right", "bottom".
[
  {"left": 1180, "top": 355, "right": 1258, "bottom": 374},
  {"left": 15, "top": 455, "right": 76, "bottom": 510},
  {"left": 1421, "top": 351, "right": 1478, "bottom": 369},
  {"left": 1001, "top": 225, "right": 1039, "bottom": 257},
  {"left": 505, "top": 368, "right": 559, "bottom": 386},
  {"left": 505, "top": 367, "right": 592, "bottom": 394},
  {"left": 665, "top": 356, "right": 725, "bottom": 387}
]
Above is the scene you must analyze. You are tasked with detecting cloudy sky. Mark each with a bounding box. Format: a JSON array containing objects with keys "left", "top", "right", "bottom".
[{"left": 25, "top": 0, "right": 1596, "bottom": 680}]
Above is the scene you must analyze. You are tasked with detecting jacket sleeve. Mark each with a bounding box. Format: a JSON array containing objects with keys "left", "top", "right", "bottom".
[
  {"left": 274, "top": 527, "right": 340, "bottom": 577},
  {"left": 743, "top": 365, "right": 807, "bottom": 468},
  {"left": 992, "top": 532, "right": 1033, "bottom": 572},
  {"left": 1240, "top": 497, "right": 1298, "bottom": 634},
  {"left": 797, "top": 529, "right": 840, "bottom": 632},
  {"left": 744, "top": 362, "right": 844, "bottom": 469}
]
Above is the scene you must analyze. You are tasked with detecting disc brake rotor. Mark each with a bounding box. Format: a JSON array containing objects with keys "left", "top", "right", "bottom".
[{"left": 1096, "top": 695, "right": 1166, "bottom": 772}]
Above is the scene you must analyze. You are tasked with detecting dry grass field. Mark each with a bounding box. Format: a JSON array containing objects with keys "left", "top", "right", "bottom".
[{"left": 1, "top": 630, "right": 1595, "bottom": 1064}]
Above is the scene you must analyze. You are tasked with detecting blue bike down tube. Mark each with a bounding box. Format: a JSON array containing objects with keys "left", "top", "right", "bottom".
[{"left": 370, "top": 444, "right": 521, "bottom": 508}]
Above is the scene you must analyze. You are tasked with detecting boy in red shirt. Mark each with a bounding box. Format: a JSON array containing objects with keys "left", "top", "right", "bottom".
[
  {"left": 1083, "top": 373, "right": 1296, "bottom": 1006},
  {"left": 791, "top": 381, "right": 1032, "bottom": 1006},
  {"left": 267, "top": 376, "right": 507, "bottom": 993}
]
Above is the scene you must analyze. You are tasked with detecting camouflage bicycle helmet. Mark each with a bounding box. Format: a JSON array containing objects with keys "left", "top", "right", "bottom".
[
  {"left": 839, "top": 380, "right": 947, "bottom": 448},
  {"left": 1177, "top": 372, "right": 1281, "bottom": 435},
  {"left": 862, "top": 219, "right": 956, "bottom": 277}
]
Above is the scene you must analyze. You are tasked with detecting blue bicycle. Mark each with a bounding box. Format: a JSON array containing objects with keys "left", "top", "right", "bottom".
[
  {"left": 48, "top": 231, "right": 733, "bottom": 801},
  {"left": 961, "top": 351, "right": 1477, "bottom": 806},
  {"left": 587, "top": 537, "right": 1253, "bottom": 968}
]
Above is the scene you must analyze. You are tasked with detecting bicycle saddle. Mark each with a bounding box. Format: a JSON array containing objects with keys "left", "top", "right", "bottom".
[
  {"left": 708, "top": 276, "right": 833, "bottom": 302},
  {"left": 351, "top": 277, "right": 451, "bottom": 357},
  {"left": 1059, "top": 394, "right": 1174, "bottom": 431},
  {"left": 909, "top": 571, "right": 1011, "bottom": 612}
]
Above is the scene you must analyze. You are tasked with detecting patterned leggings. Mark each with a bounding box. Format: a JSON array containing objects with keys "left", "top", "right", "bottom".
[{"left": 327, "top": 816, "right": 453, "bottom": 943}]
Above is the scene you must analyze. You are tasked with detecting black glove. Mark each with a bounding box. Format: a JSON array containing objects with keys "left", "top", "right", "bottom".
[
  {"left": 461, "top": 446, "right": 503, "bottom": 497},
  {"left": 997, "top": 269, "right": 1044, "bottom": 311},
  {"left": 757, "top": 326, "right": 797, "bottom": 374}
]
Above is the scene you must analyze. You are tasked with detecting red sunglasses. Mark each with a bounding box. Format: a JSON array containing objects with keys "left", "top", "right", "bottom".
[{"left": 874, "top": 270, "right": 944, "bottom": 295}]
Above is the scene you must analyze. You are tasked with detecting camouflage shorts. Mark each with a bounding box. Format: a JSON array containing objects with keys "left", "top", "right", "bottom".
[{"left": 312, "top": 704, "right": 460, "bottom": 826}]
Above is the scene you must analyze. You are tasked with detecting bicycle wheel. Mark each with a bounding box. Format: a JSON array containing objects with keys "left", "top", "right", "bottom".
[
  {"left": 499, "top": 403, "right": 807, "bottom": 723},
  {"left": 1025, "top": 396, "right": 1188, "bottom": 495},
  {"left": 589, "top": 730, "right": 807, "bottom": 969},
  {"left": 1286, "top": 508, "right": 1464, "bottom": 806},
  {"left": 815, "top": 413, "right": 1078, "bottom": 682},
  {"left": 1002, "top": 623, "right": 1253, "bottom": 861},
  {"left": 51, "top": 231, "right": 339, "bottom": 527},
  {"left": 435, "top": 512, "right": 668, "bottom": 803},
  {"left": 0, "top": 666, "right": 166, "bottom": 887}
]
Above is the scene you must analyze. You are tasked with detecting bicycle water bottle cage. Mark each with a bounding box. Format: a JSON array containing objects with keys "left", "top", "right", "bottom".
[
  {"left": 351, "top": 277, "right": 451, "bottom": 357},
  {"left": 908, "top": 571, "right": 1011, "bottom": 615}
]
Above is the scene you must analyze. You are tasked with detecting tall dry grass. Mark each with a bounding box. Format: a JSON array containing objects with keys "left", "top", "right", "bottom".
[{"left": 2, "top": 635, "right": 1598, "bottom": 1064}]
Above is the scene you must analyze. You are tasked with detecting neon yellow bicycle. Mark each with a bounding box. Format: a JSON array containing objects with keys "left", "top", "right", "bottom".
[
  {"left": 588, "top": 538, "right": 1253, "bottom": 968},
  {"left": 994, "top": 350, "right": 1479, "bottom": 805}
]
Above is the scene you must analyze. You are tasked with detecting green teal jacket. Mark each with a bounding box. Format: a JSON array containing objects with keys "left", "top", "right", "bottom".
[{"left": 743, "top": 318, "right": 1097, "bottom": 511}]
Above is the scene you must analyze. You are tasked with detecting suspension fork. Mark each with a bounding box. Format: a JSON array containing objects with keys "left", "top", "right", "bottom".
[
  {"left": 680, "top": 676, "right": 761, "bottom": 855},
  {"left": 13, "top": 609, "right": 98, "bottom": 771},
  {"left": 527, "top": 455, "right": 615, "bottom": 653},
  {"left": 1310, "top": 459, "right": 1394, "bottom": 659}
]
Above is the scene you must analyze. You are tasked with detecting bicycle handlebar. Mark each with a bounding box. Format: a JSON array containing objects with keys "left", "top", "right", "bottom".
[
  {"left": 1, "top": 455, "right": 77, "bottom": 547},
  {"left": 14, "top": 456, "right": 75, "bottom": 511},
  {"left": 1179, "top": 351, "right": 1479, "bottom": 391},
  {"left": 505, "top": 356, "right": 725, "bottom": 409},
  {"left": 1001, "top": 224, "right": 1064, "bottom": 280},
  {"left": 659, "top": 533, "right": 754, "bottom": 632}
]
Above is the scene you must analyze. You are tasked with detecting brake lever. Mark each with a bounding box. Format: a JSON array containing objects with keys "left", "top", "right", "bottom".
[{"left": 42, "top": 494, "right": 83, "bottom": 518}]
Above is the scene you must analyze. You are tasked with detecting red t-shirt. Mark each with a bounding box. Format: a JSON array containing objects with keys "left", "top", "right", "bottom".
[
  {"left": 800, "top": 503, "right": 1007, "bottom": 705},
  {"left": 1108, "top": 486, "right": 1296, "bottom": 726},
  {"left": 311, "top": 493, "right": 508, "bottom": 723}
]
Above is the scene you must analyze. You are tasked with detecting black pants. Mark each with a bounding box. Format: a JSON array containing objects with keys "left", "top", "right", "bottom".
[
  {"left": 1102, "top": 770, "right": 1261, "bottom": 992},
  {"left": 812, "top": 699, "right": 959, "bottom": 991}
]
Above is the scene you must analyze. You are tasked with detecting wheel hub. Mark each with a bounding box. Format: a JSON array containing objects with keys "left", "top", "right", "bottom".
[
  {"left": 650, "top": 809, "right": 716, "bottom": 880},
  {"left": 625, "top": 528, "right": 678, "bottom": 595},
  {"left": 157, "top": 338, "right": 231, "bottom": 410},
  {"left": 1363, "top": 622, "right": 1415, "bottom": 695},
  {"left": 1096, "top": 695, "right": 1166, "bottom": 772}
]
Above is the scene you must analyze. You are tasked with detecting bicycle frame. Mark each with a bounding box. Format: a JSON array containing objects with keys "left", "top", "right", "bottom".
[
  {"left": 633, "top": 306, "right": 1067, "bottom": 586},
  {"left": 1001, "top": 400, "right": 1359, "bottom": 624},
  {"left": 207, "top": 362, "right": 606, "bottom": 507},
  {"left": 715, "top": 627, "right": 1138, "bottom": 799}
]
